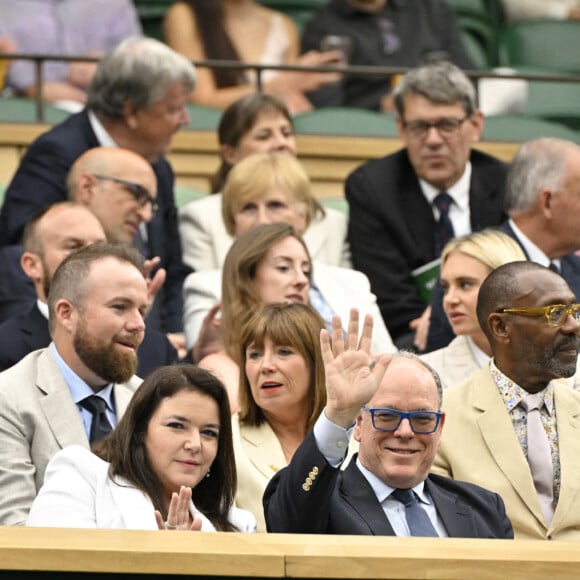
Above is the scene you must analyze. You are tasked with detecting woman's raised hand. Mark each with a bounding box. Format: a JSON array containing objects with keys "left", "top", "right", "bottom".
[{"left": 155, "top": 486, "right": 202, "bottom": 532}]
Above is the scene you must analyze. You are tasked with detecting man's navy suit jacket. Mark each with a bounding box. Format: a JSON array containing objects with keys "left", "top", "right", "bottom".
[
  {"left": 346, "top": 148, "right": 508, "bottom": 343},
  {"left": 0, "top": 303, "right": 177, "bottom": 378},
  {"left": 264, "top": 431, "right": 514, "bottom": 538},
  {"left": 0, "top": 109, "right": 191, "bottom": 333}
]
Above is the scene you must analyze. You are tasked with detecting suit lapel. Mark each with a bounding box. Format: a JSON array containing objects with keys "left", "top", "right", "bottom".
[
  {"left": 240, "top": 422, "right": 287, "bottom": 478},
  {"left": 340, "top": 461, "right": 395, "bottom": 535},
  {"left": 550, "top": 385, "right": 580, "bottom": 531},
  {"left": 468, "top": 153, "right": 505, "bottom": 230},
  {"left": 19, "top": 305, "right": 50, "bottom": 346},
  {"left": 109, "top": 474, "right": 158, "bottom": 529},
  {"left": 36, "top": 349, "right": 89, "bottom": 449},
  {"left": 473, "top": 367, "right": 544, "bottom": 524},
  {"left": 425, "top": 478, "right": 472, "bottom": 537}
]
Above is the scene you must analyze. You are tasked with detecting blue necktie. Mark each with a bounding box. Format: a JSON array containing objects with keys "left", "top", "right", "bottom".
[
  {"left": 391, "top": 488, "right": 439, "bottom": 537},
  {"left": 79, "top": 395, "right": 113, "bottom": 444},
  {"left": 433, "top": 191, "right": 455, "bottom": 256}
]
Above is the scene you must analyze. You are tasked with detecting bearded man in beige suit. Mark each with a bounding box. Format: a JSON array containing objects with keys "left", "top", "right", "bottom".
[
  {"left": 433, "top": 261, "right": 580, "bottom": 540},
  {"left": 0, "top": 243, "right": 147, "bottom": 525}
]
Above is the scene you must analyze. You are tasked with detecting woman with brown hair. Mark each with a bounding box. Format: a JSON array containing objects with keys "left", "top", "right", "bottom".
[
  {"left": 233, "top": 302, "right": 327, "bottom": 531},
  {"left": 27, "top": 365, "right": 256, "bottom": 532}
]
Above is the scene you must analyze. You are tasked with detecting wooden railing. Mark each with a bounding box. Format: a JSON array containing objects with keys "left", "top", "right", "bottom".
[
  {"left": 0, "top": 526, "right": 578, "bottom": 579},
  {"left": 0, "top": 123, "right": 520, "bottom": 200}
]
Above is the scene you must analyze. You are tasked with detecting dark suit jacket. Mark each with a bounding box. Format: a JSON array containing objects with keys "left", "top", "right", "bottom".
[
  {"left": 346, "top": 148, "right": 508, "bottom": 342},
  {"left": 264, "top": 431, "right": 514, "bottom": 538},
  {"left": 425, "top": 220, "right": 580, "bottom": 352},
  {"left": 0, "top": 109, "right": 191, "bottom": 333},
  {"left": 0, "top": 303, "right": 178, "bottom": 378}
]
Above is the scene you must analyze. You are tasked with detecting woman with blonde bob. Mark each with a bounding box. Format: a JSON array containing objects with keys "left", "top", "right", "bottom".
[
  {"left": 178, "top": 94, "right": 350, "bottom": 271},
  {"left": 233, "top": 302, "right": 327, "bottom": 531},
  {"left": 421, "top": 230, "right": 526, "bottom": 389},
  {"left": 221, "top": 151, "right": 324, "bottom": 238}
]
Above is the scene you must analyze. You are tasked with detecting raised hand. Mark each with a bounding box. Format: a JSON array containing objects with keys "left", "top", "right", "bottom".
[
  {"left": 154, "top": 486, "right": 202, "bottom": 532},
  {"left": 321, "top": 309, "right": 391, "bottom": 428}
]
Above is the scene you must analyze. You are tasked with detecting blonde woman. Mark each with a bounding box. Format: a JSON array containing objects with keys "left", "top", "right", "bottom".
[{"left": 421, "top": 230, "right": 526, "bottom": 389}]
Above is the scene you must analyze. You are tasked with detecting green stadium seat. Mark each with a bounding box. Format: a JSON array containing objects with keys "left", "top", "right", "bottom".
[
  {"left": 482, "top": 114, "right": 580, "bottom": 142},
  {"left": 185, "top": 104, "right": 223, "bottom": 131},
  {"left": 292, "top": 107, "right": 398, "bottom": 138},
  {"left": 0, "top": 97, "right": 70, "bottom": 124},
  {"left": 498, "top": 20, "right": 580, "bottom": 74},
  {"left": 133, "top": 0, "right": 173, "bottom": 40}
]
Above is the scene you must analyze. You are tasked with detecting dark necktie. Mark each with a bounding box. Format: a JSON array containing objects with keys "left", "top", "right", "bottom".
[
  {"left": 433, "top": 191, "right": 455, "bottom": 256},
  {"left": 520, "top": 393, "right": 554, "bottom": 524},
  {"left": 548, "top": 262, "right": 560, "bottom": 275},
  {"left": 391, "top": 488, "right": 439, "bottom": 537},
  {"left": 79, "top": 395, "right": 113, "bottom": 444}
]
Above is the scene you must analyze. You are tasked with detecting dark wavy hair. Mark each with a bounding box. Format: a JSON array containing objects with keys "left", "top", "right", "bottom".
[
  {"left": 95, "top": 365, "right": 237, "bottom": 531},
  {"left": 184, "top": 0, "right": 246, "bottom": 89}
]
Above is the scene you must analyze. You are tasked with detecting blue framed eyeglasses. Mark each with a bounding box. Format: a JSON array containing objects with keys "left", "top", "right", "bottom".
[{"left": 363, "top": 406, "right": 443, "bottom": 434}]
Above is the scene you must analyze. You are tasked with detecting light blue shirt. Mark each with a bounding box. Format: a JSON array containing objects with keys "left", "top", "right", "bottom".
[
  {"left": 313, "top": 411, "right": 448, "bottom": 537},
  {"left": 49, "top": 342, "right": 117, "bottom": 440}
]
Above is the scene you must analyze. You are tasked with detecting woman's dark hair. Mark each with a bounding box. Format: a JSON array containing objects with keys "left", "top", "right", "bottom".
[
  {"left": 185, "top": 1, "right": 246, "bottom": 89},
  {"left": 211, "top": 93, "right": 293, "bottom": 192},
  {"left": 95, "top": 365, "right": 237, "bottom": 531}
]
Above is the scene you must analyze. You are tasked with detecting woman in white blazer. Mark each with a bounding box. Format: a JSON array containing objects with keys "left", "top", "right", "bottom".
[
  {"left": 183, "top": 153, "right": 394, "bottom": 355},
  {"left": 27, "top": 365, "right": 256, "bottom": 532},
  {"left": 421, "top": 230, "right": 526, "bottom": 389},
  {"left": 178, "top": 93, "right": 351, "bottom": 271}
]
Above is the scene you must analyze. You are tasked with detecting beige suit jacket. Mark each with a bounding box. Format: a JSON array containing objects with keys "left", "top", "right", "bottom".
[
  {"left": 421, "top": 335, "right": 482, "bottom": 390},
  {"left": 178, "top": 193, "right": 352, "bottom": 271},
  {"left": 433, "top": 363, "right": 580, "bottom": 540},
  {"left": 0, "top": 348, "right": 140, "bottom": 525},
  {"left": 232, "top": 414, "right": 286, "bottom": 532}
]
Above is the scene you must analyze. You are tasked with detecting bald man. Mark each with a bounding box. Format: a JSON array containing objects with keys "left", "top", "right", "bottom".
[
  {"left": 67, "top": 147, "right": 158, "bottom": 245},
  {"left": 68, "top": 147, "right": 185, "bottom": 357},
  {"left": 0, "top": 202, "right": 177, "bottom": 376}
]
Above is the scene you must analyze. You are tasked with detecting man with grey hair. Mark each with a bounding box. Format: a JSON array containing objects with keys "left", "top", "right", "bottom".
[
  {"left": 345, "top": 60, "right": 507, "bottom": 352},
  {"left": 264, "top": 310, "right": 513, "bottom": 538},
  {"left": 500, "top": 138, "right": 580, "bottom": 298},
  {"left": 0, "top": 37, "right": 195, "bottom": 351},
  {"left": 0, "top": 242, "right": 147, "bottom": 525}
]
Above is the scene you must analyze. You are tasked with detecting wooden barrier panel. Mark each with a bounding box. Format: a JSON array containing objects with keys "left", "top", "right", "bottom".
[
  {"left": 0, "top": 527, "right": 579, "bottom": 579},
  {"left": 0, "top": 124, "right": 520, "bottom": 201}
]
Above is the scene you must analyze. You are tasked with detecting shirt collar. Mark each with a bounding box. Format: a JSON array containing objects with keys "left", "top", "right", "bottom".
[
  {"left": 88, "top": 109, "right": 118, "bottom": 148},
  {"left": 36, "top": 299, "right": 49, "bottom": 320},
  {"left": 355, "top": 457, "right": 431, "bottom": 505},
  {"left": 508, "top": 218, "right": 562, "bottom": 270},
  {"left": 489, "top": 359, "right": 555, "bottom": 416},
  {"left": 420, "top": 161, "right": 472, "bottom": 211},
  {"left": 49, "top": 342, "right": 115, "bottom": 412}
]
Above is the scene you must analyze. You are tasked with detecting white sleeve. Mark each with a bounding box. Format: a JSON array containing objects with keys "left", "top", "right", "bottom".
[{"left": 26, "top": 446, "right": 99, "bottom": 528}]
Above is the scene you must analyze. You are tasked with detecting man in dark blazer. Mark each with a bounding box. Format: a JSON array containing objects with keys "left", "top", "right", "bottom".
[
  {"left": 0, "top": 37, "right": 195, "bottom": 349},
  {"left": 0, "top": 203, "right": 177, "bottom": 377},
  {"left": 264, "top": 314, "right": 513, "bottom": 539},
  {"left": 426, "top": 137, "right": 580, "bottom": 352},
  {"left": 346, "top": 61, "right": 507, "bottom": 351}
]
